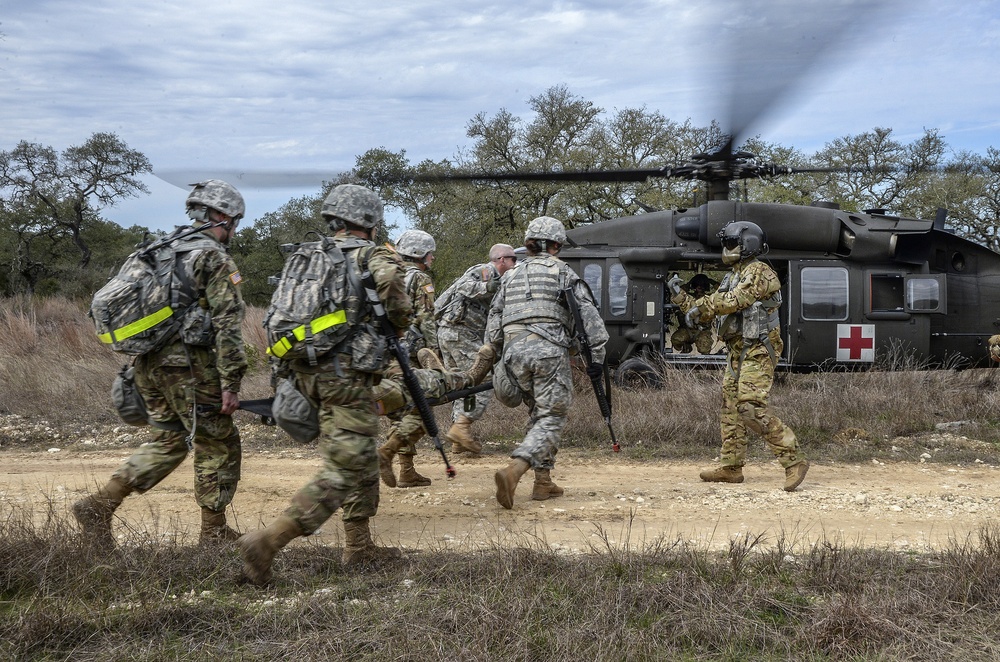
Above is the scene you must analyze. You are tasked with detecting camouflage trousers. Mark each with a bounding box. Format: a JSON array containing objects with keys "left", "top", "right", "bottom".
[
  {"left": 504, "top": 335, "right": 572, "bottom": 471},
  {"left": 283, "top": 369, "right": 380, "bottom": 535},
  {"left": 718, "top": 335, "right": 803, "bottom": 469},
  {"left": 671, "top": 325, "right": 715, "bottom": 354},
  {"left": 113, "top": 348, "right": 241, "bottom": 511},
  {"left": 439, "top": 324, "right": 493, "bottom": 423},
  {"left": 376, "top": 367, "right": 469, "bottom": 455}
]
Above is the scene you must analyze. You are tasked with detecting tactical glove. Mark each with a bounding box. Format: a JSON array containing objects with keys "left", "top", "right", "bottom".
[
  {"left": 685, "top": 306, "right": 702, "bottom": 327},
  {"left": 667, "top": 273, "right": 683, "bottom": 297},
  {"left": 990, "top": 334, "right": 1000, "bottom": 362},
  {"left": 586, "top": 362, "right": 604, "bottom": 379}
]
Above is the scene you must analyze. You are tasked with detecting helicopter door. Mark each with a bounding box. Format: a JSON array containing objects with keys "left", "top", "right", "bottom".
[{"left": 786, "top": 261, "right": 853, "bottom": 367}]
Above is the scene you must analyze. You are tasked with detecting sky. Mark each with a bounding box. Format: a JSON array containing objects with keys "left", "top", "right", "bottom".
[{"left": 3, "top": 0, "right": 1000, "bottom": 234}]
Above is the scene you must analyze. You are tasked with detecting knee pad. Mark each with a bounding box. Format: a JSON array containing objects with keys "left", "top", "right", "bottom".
[{"left": 737, "top": 402, "right": 765, "bottom": 434}]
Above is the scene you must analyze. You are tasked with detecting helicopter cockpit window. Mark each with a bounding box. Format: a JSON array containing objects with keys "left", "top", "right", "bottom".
[
  {"left": 608, "top": 263, "right": 628, "bottom": 317},
  {"left": 801, "top": 267, "right": 849, "bottom": 321},
  {"left": 583, "top": 264, "right": 603, "bottom": 312},
  {"left": 870, "top": 274, "right": 904, "bottom": 312},
  {"left": 906, "top": 278, "right": 941, "bottom": 312}
]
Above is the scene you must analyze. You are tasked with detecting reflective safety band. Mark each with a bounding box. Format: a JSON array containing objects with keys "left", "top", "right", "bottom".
[
  {"left": 268, "top": 309, "right": 348, "bottom": 358},
  {"left": 98, "top": 306, "right": 174, "bottom": 345}
]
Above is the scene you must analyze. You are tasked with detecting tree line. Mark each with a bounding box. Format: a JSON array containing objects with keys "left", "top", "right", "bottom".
[{"left": 4, "top": 86, "right": 1000, "bottom": 306}]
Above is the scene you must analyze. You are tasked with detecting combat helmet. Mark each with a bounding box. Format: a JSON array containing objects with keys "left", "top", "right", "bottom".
[
  {"left": 718, "top": 221, "right": 767, "bottom": 264},
  {"left": 186, "top": 179, "right": 245, "bottom": 223},
  {"left": 321, "top": 184, "right": 384, "bottom": 229},
  {"left": 395, "top": 229, "right": 436, "bottom": 259},
  {"left": 524, "top": 216, "right": 567, "bottom": 244}
]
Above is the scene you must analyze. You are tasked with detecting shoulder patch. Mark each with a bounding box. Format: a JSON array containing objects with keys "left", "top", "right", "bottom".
[
  {"left": 229, "top": 271, "right": 243, "bottom": 285},
  {"left": 423, "top": 283, "right": 435, "bottom": 294},
  {"left": 480, "top": 267, "right": 492, "bottom": 281}
]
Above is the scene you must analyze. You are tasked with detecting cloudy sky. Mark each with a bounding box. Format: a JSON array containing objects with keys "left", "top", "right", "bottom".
[{"left": 3, "top": 0, "right": 999, "bottom": 233}]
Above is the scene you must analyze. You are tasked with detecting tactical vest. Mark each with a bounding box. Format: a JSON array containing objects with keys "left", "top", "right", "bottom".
[
  {"left": 500, "top": 255, "right": 573, "bottom": 329},
  {"left": 715, "top": 264, "right": 781, "bottom": 343}
]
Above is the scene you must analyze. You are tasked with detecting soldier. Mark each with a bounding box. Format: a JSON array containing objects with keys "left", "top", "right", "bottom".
[
  {"left": 239, "top": 184, "right": 412, "bottom": 586},
  {"left": 669, "top": 273, "right": 718, "bottom": 354},
  {"left": 377, "top": 229, "right": 440, "bottom": 488},
  {"left": 989, "top": 334, "right": 1000, "bottom": 363},
  {"left": 488, "top": 217, "right": 608, "bottom": 509},
  {"left": 73, "top": 179, "right": 248, "bottom": 547},
  {"left": 436, "top": 243, "right": 518, "bottom": 454},
  {"left": 669, "top": 221, "right": 809, "bottom": 491}
]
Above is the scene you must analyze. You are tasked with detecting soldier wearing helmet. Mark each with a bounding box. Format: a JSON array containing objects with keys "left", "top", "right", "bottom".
[
  {"left": 670, "top": 220, "right": 808, "bottom": 491},
  {"left": 74, "top": 180, "right": 249, "bottom": 548},
  {"left": 668, "top": 273, "right": 719, "bottom": 354},
  {"left": 240, "top": 184, "right": 414, "bottom": 585},
  {"left": 377, "top": 229, "right": 441, "bottom": 489},
  {"left": 486, "top": 216, "right": 609, "bottom": 509}
]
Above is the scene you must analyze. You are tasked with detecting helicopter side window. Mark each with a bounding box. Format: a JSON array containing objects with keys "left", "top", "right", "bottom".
[
  {"left": 609, "top": 263, "right": 628, "bottom": 317},
  {"left": 870, "top": 274, "right": 904, "bottom": 312},
  {"left": 583, "top": 264, "right": 603, "bottom": 313},
  {"left": 801, "top": 267, "right": 849, "bottom": 321},
  {"left": 905, "top": 278, "right": 941, "bottom": 312}
]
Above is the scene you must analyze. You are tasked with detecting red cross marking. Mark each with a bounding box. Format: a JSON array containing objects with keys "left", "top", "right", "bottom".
[{"left": 838, "top": 325, "right": 874, "bottom": 360}]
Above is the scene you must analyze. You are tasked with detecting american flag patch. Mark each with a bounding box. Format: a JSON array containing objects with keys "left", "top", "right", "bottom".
[
  {"left": 229, "top": 271, "right": 243, "bottom": 285},
  {"left": 423, "top": 283, "right": 435, "bottom": 294}
]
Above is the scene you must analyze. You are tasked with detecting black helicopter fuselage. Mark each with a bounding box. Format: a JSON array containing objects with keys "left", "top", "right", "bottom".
[{"left": 560, "top": 200, "right": 1000, "bottom": 373}]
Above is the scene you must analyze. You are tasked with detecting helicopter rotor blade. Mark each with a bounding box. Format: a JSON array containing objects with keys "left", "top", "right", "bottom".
[{"left": 153, "top": 169, "right": 341, "bottom": 190}]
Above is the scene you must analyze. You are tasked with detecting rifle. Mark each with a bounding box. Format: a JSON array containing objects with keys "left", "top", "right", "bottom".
[
  {"left": 563, "top": 286, "right": 620, "bottom": 453},
  {"left": 359, "top": 258, "right": 456, "bottom": 478}
]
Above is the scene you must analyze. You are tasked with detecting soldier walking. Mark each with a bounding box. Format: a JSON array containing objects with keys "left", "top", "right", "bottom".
[
  {"left": 670, "top": 221, "right": 809, "bottom": 491},
  {"left": 487, "top": 217, "right": 608, "bottom": 509}
]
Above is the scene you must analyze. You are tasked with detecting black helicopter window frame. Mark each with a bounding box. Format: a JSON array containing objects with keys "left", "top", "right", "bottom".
[
  {"left": 583, "top": 263, "right": 603, "bottom": 313},
  {"left": 608, "top": 263, "right": 629, "bottom": 318},
  {"left": 800, "top": 266, "right": 849, "bottom": 321}
]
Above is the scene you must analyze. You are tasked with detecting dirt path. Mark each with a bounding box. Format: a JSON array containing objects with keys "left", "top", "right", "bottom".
[{"left": 4, "top": 444, "right": 998, "bottom": 553}]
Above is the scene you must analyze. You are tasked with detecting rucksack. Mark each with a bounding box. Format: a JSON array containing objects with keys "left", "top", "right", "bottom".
[
  {"left": 90, "top": 227, "right": 217, "bottom": 356},
  {"left": 264, "top": 234, "right": 358, "bottom": 365}
]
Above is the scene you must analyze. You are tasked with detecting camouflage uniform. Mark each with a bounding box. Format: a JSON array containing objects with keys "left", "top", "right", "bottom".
[
  {"left": 282, "top": 234, "right": 411, "bottom": 534},
  {"left": 670, "top": 275, "right": 718, "bottom": 354},
  {"left": 112, "top": 230, "right": 247, "bottom": 511},
  {"left": 437, "top": 262, "right": 501, "bottom": 424},
  {"left": 486, "top": 253, "right": 608, "bottom": 470},
  {"left": 673, "top": 258, "right": 805, "bottom": 470}
]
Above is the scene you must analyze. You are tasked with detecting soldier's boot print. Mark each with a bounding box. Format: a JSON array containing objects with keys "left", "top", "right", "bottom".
[
  {"left": 72, "top": 477, "right": 132, "bottom": 550},
  {"left": 417, "top": 347, "right": 445, "bottom": 371},
  {"left": 377, "top": 433, "right": 407, "bottom": 488},
  {"left": 531, "top": 469, "right": 565, "bottom": 501},
  {"left": 699, "top": 465, "right": 745, "bottom": 484},
  {"left": 446, "top": 415, "right": 482, "bottom": 454},
  {"left": 396, "top": 454, "right": 432, "bottom": 488},
  {"left": 783, "top": 460, "right": 809, "bottom": 492},
  {"left": 238, "top": 515, "right": 302, "bottom": 586},
  {"left": 342, "top": 518, "right": 402, "bottom": 568},
  {"left": 199, "top": 507, "right": 241, "bottom": 544},
  {"left": 467, "top": 344, "right": 496, "bottom": 385},
  {"left": 494, "top": 458, "right": 531, "bottom": 510}
]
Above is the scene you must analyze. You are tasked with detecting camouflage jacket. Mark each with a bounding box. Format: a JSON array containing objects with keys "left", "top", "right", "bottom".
[
  {"left": 486, "top": 253, "right": 608, "bottom": 364},
  {"left": 435, "top": 262, "right": 500, "bottom": 334},
  {"left": 146, "top": 230, "right": 247, "bottom": 393},
  {"left": 403, "top": 263, "right": 438, "bottom": 352},
  {"left": 672, "top": 258, "right": 780, "bottom": 320}
]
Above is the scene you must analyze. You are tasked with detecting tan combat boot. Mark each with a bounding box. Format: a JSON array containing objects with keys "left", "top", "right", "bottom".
[
  {"left": 396, "top": 454, "right": 432, "bottom": 488},
  {"left": 783, "top": 460, "right": 809, "bottom": 492},
  {"left": 699, "top": 465, "right": 745, "bottom": 484},
  {"left": 417, "top": 347, "right": 445, "bottom": 371},
  {"left": 531, "top": 468, "right": 565, "bottom": 501},
  {"left": 342, "top": 518, "right": 402, "bottom": 567},
  {"left": 446, "top": 415, "right": 483, "bottom": 454},
  {"left": 238, "top": 515, "right": 302, "bottom": 586},
  {"left": 494, "top": 458, "right": 531, "bottom": 510},
  {"left": 377, "top": 433, "right": 406, "bottom": 488},
  {"left": 199, "top": 507, "right": 241, "bottom": 544},
  {"left": 71, "top": 477, "right": 132, "bottom": 549},
  {"left": 466, "top": 344, "right": 496, "bottom": 385}
]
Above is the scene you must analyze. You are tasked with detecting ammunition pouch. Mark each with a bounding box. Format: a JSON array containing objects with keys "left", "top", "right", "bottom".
[
  {"left": 178, "top": 303, "right": 215, "bottom": 347},
  {"left": 272, "top": 378, "right": 320, "bottom": 444},
  {"left": 111, "top": 365, "right": 149, "bottom": 426},
  {"left": 348, "top": 323, "right": 389, "bottom": 373}
]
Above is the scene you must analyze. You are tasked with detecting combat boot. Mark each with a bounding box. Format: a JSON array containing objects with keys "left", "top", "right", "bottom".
[
  {"left": 531, "top": 469, "right": 565, "bottom": 501},
  {"left": 494, "top": 458, "right": 531, "bottom": 510},
  {"left": 396, "top": 454, "right": 432, "bottom": 488},
  {"left": 417, "top": 347, "right": 445, "bottom": 371},
  {"left": 72, "top": 477, "right": 132, "bottom": 549},
  {"left": 377, "top": 433, "right": 406, "bottom": 488},
  {"left": 446, "top": 415, "right": 482, "bottom": 454},
  {"left": 199, "top": 507, "right": 241, "bottom": 544},
  {"left": 238, "top": 515, "right": 302, "bottom": 586},
  {"left": 342, "top": 518, "right": 402, "bottom": 567},
  {"left": 466, "top": 344, "right": 496, "bottom": 385},
  {"left": 783, "top": 460, "right": 809, "bottom": 492},
  {"left": 699, "top": 465, "right": 745, "bottom": 484}
]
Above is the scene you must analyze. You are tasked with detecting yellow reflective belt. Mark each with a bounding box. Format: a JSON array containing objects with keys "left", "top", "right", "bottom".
[
  {"left": 98, "top": 306, "right": 174, "bottom": 345},
  {"left": 268, "top": 309, "right": 347, "bottom": 358}
]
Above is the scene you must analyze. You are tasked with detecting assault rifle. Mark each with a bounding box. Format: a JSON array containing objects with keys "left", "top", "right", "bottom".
[
  {"left": 563, "top": 286, "right": 620, "bottom": 453},
  {"left": 359, "top": 259, "right": 456, "bottom": 478}
]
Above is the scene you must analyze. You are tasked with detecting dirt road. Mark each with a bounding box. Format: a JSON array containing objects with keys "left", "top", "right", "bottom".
[{"left": 4, "top": 437, "right": 999, "bottom": 553}]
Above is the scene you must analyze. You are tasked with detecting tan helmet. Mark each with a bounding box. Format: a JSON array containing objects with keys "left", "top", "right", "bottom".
[
  {"left": 524, "top": 216, "right": 567, "bottom": 244},
  {"left": 321, "top": 184, "right": 383, "bottom": 229},
  {"left": 395, "top": 229, "right": 436, "bottom": 259},
  {"left": 186, "top": 179, "right": 245, "bottom": 222}
]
